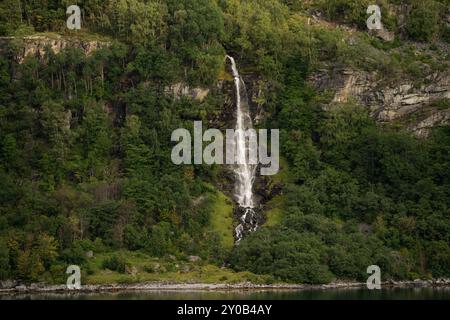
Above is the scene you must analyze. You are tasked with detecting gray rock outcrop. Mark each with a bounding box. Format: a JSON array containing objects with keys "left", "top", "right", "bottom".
[
  {"left": 309, "top": 67, "right": 450, "bottom": 137},
  {"left": 0, "top": 35, "right": 108, "bottom": 63}
]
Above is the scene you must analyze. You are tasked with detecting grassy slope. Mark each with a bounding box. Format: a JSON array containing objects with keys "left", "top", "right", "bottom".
[
  {"left": 209, "top": 190, "right": 234, "bottom": 251},
  {"left": 264, "top": 196, "right": 284, "bottom": 227},
  {"left": 263, "top": 157, "right": 292, "bottom": 227},
  {"left": 84, "top": 251, "right": 272, "bottom": 285},
  {"left": 82, "top": 190, "right": 271, "bottom": 285}
]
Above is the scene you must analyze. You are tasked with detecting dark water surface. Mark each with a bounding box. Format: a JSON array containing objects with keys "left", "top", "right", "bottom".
[{"left": 1, "top": 287, "right": 450, "bottom": 300}]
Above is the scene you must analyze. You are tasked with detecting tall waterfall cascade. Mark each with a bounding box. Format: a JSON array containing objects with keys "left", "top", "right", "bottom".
[{"left": 226, "top": 55, "right": 258, "bottom": 243}]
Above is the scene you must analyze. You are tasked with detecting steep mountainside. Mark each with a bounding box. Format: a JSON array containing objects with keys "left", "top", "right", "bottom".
[{"left": 0, "top": 0, "right": 449, "bottom": 285}]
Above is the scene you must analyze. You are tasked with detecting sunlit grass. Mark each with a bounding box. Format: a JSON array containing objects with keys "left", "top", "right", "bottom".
[
  {"left": 209, "top": 191, "right": 234, "bottom": 251},
  {"left": 264, "top": 196, "right": 283, "bottom": 227},
  {"left": 84, "top": 251, "right": 272, "bottom": 285},
  {"left": 263, "top": 157, "right": 291, "bottom": 227}
]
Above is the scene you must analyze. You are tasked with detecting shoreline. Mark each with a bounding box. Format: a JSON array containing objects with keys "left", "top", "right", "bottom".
[{"left": 1, "top": 279, "right": 450, "bottom": 294}]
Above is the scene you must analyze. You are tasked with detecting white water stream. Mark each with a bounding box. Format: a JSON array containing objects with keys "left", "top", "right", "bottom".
[{"left": 226, "top": 55, "right": 258, "bottom": 242}]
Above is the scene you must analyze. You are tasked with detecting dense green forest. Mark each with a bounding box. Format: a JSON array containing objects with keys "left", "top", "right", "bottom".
[{"left": 0, "top": 0, "right": 449, "bottom": 284}]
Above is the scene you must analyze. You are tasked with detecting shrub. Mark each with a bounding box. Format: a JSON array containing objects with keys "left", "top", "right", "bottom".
[
  {"left": 231, "top": 227, "right": 334, "bottom": 284},
  {"left": 17, "top": 250, "right": 45, "bottom": 282},
  {"left": 102, "top": 254, "right": 129, "bottom": 273},
  {"left": 49, "top": 264, "right": 67, "bottom": 284},
  {"left": 406, "top": 1, "right": 440, "bottom": 41},
  {"left": 123, "top": 225, "right": 146, "bottom": 250},
  {"left": 442, "top": 25, "right": 450, "bottom": 43},
  {"left": 0, "top": 241, "right": 10, "bottom": 280},
  {"left": 426, "top": 241, "right": 450, "bottom": 277},
  {"left": 431, "top": 98, "right": 450, "bottom": 110},
  {"left": 320, "top": 0, "right": 371, "bottom": 28},
  {"left": 60, "top": 246, "right": 86, "bottom": 265}
]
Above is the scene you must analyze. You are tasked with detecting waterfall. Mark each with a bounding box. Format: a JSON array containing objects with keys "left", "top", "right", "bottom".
[{"left": 226, "top": 55, "right": 258, "bottom": 242}]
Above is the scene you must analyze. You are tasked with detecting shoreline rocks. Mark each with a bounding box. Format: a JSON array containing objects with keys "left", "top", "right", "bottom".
[{"left": 1, "top": 279, "right": 450, "bottom": 294}]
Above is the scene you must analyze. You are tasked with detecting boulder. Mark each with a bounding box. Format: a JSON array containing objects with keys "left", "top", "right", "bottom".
[
  {"left": 181, "top": 265, "right": 190, "bottom": 273},
  {"left": 187, "top": 255, "right": 201, "bottom": 263},
  {"left": 125, "top": 265, "right": 138, "bottom": 276},
  {"left": 164, "top": 83, "right": 209, "bottom": 102},
  {"left": 0, "top": 279, "right": 17, "bottom": 289}
]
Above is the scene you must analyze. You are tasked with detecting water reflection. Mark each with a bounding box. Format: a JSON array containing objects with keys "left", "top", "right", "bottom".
[{"left": 1, "top": 287, "right": 450, "bottom": 300}]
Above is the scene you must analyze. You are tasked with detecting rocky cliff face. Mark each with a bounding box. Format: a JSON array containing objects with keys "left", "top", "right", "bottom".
[
  {"left": 164, "top": 82, "right": 210, "bottom": 102},
  {"left": 309, "top": 67, "right": 450, "bottom": 137},
  {"left": 6, "top": 33, "right": 447, "bottom": 139},
  {"left": 305, "top": 3, "right": 450, "bottom": 138},
  {"left": 0, "top": 35, "right": 108, "bottom": 63}
]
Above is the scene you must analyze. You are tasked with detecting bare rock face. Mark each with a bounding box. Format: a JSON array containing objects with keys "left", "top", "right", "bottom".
[
  {"left": 241, "top": 74, "right": 270, "bottom": 126},
  {"left": 409, "top": 110, "right": 450, "bottom": 138},
  {"left": 369, "top": 26, "right": 395, "bottom": 42},
  {"left": 309, "top": 67, "right": 450, "bottom": 137},
  {"left": 0, "top": 35, "right": 108, "bottom": 63},
  {"left": 164, "top": 82, "right": 210, "bottom": 102},
  {"left": 187, "top": 255, "right": 201, "bottom": 263}
]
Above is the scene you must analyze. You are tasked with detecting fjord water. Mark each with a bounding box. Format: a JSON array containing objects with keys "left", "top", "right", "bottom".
[
  {"left": 226, "top": 55, "right": 258, "bottom": 242},
  {"left": 2, "top": 287, "right": 449, "bottom": 300}
]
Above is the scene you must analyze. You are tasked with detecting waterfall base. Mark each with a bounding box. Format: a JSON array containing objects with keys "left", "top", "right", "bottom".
[{"left": 233, "top": 206, "right": 263, "bottom": 242}]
